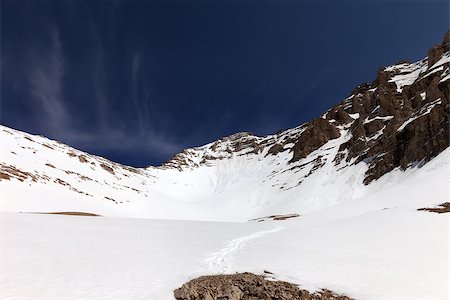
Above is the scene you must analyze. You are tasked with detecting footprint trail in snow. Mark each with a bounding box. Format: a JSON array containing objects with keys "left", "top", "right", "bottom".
[{"left": 205, "top": 225, "right": 284, "bottom": 274}]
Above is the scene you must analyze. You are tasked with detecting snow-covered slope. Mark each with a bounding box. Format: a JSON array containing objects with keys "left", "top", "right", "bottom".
[
  {"left": 0, "top": 123, "right": 361, "bottom": 221},
  {"left": 0, "top": 33, "right": 449, "bottom": 222},
  {"left": 0, "top": 148, "right": 448, "bottom": 299},
  {"left": 0, "top": 120, "right": 445, "bottom": 222}
]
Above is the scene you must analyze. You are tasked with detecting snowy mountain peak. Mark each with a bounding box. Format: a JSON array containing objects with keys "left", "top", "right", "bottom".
[{"left": 0, "top": 31, "right": 448, "bottom": 221}]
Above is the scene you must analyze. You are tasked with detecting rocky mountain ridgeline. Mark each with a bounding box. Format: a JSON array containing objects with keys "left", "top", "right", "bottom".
[
  {"left": 0, "top": 31, "right": 448, "bottom": 215},
  {"left": 163, "top": 31, "right": 449, "bottom": 184}
]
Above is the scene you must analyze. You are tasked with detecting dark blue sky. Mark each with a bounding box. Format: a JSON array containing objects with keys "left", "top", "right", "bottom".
[{"left": 1, "top": 0, "right": 448, "bottom": 166}]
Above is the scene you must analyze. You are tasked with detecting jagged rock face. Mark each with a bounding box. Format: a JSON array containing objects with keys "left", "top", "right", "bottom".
[
  {"left": 428, "top": 30, "right": 449, "bottom": 66},
  {"left": 290, "top": 118, "right": 341, "bottom": 163},
  {"left": 174, "top": 273, "right": 353, "bottom": 300},
  {"left": 164, "top": 31, "right": 449, "bottom": 185},
  {"left": 333, "top": 31, "right": 449, "bottom": 184}
]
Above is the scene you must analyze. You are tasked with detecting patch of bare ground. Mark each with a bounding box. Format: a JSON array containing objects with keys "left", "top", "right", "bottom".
[
  {"left": 42, "top": 143, "right": 54, "bottom": 150},
  {"left": 418, "top": 202, "right": 450, "bottom": 214},
  {"left": 29, "top": 212, "right": 102, "bottom": 217},
  {"left": 100, "top": 163, "right": 115, "bottom": 175},
  {"left": 104, "top": 196, "right": 119, "bottom": 203},
  {"left": 78, "top": 155, "right": 88, "bottom": 163},
  {"left": 0, "top": 172, "right": 11, "bottom": 180},
  {"left": 250, "top": 213, "right": 300, "bottom": 222},
  {"left": 0, "top": 164, "right": 39, "bottom": 182},
  {"left": 54, "top": 178, "right": 92, "bottom": 196},
  {"left": 174, "top": 272, "right": 353, "bottom": 300},
  {"left": 123, "top": 166, "right": 141, "bottom": 174}
]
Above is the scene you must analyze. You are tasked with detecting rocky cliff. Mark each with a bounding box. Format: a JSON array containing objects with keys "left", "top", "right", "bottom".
[{"left": 163, "top": 31, "right": 449, "bottom": 185}]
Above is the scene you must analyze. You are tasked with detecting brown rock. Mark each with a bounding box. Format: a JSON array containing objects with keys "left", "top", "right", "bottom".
[
  {"left": 428, "top": 45, "right": 445, "bottom": 67},
  {"left": 174, "top": 273, "right": 353, "bottom": 300},
  {"left": 418, "top": 202, "right": 450, "bottom": 214},
  {"left": 327, "top": 107, "right": 353, "bottom": 124},
  {"left": 0, "top": 172, "right": 11, "bottom": 180},
  {"left": 267, "top": 143, "right": 285, "bottom": 156},
  {"left": 78, "top": 155, "right": 88, "bottom": 163},
  {"left": 100, "top": 163, "right": 115, "bottom": 175},
  {"left": 428, "top": 30, "right": 450, "bottom": 67},
  {"left": 364, "top": 119, "right": 384, "bottom": 136},
  {"left": 290, "top": 118, "right": 340, "bottom": 162},
  {"left": 162, "top": 32, "right": 449, "bottom": 186}
]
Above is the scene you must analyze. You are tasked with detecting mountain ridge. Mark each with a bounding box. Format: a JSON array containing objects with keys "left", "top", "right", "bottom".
[
  {"left": 0, "top": 31, "right": 448, "bottom": 221},
  {"left": 163, "top": 30, "right": 449, "bottom": 184}
]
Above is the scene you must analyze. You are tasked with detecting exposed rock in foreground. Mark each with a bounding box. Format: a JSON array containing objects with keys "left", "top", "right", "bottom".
[{"left": 174, "top": 272, "right": 353, "bottom": 300}]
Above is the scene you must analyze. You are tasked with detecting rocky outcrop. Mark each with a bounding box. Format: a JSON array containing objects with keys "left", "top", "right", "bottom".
[
  {"left": 110, "top": 31, "right": 446, "bottom": 187},
  {"left": 162, "top": 31, "right": 449, "bottom": 185},
  {"left": 100, "top": 163, "right": 115, "bottom": 175},
  {"left": 284, "top": 30, "right": 448, "bottom": 183},
  {"left": 418, "top": 202, "right": 450, "bottom": 214},
  {"left": 0, "top": 163, "right": 41, "bottom": 182},
  {"left": 290, "top": 118, "right": 340, "bottom": 163},
  {"left": 428, "top": 31, "right": 449, "bottom": 66},
  {"left": 174, "top": 273, "right": 353, "bottom": 300},
  {"left": 334, "top": 31, "right": 449, "bottom": 184}
]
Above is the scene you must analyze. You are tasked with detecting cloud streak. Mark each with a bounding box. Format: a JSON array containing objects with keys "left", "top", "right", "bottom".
[
  {"left": 28, "top": 28, "right": 67, "bottom": 134},
  {"left": 64, "top": 127, "right": 181, "bottom": 157},
  {"left": 87, "top": 14, "right": 109, "bottom": 132},
  {"left": 131, "top": 51, "right": 146, "bottom": 135},
  {"left": 25, "top": 19, "right": 182, "bottom": 164}
]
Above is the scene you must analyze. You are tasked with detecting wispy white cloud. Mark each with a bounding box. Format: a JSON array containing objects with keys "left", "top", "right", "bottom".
[
  {"left": 25, "top": 22, "right": 182, "bottom": 163},
  {"left": 87, "top": 15, "right": 109, "bottom": 131},
  {"left": 64, "top": 127, "right": 181, "bottom": 156},
  {"left": 28, "top": 28, "right": 67, "bottom": 133},
  {"left": 131, "top": 51, "right": 146, "bottom": 134}
]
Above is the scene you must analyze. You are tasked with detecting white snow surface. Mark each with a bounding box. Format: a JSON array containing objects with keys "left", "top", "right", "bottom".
[
  {"left": 0, "top": 148, "right": 448, "bottom": 299},
  {"left": 0, "top": 124, "right": 375, "bottom": 221},
  {"left": 386, "top": 51, "right": 449, "bottom": 92},
  {"left": 429, "top": 51, "right": 450, "bottom": 69},
  {"left": 388, "top": 59, "right": 428, "bottom": 92}
]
